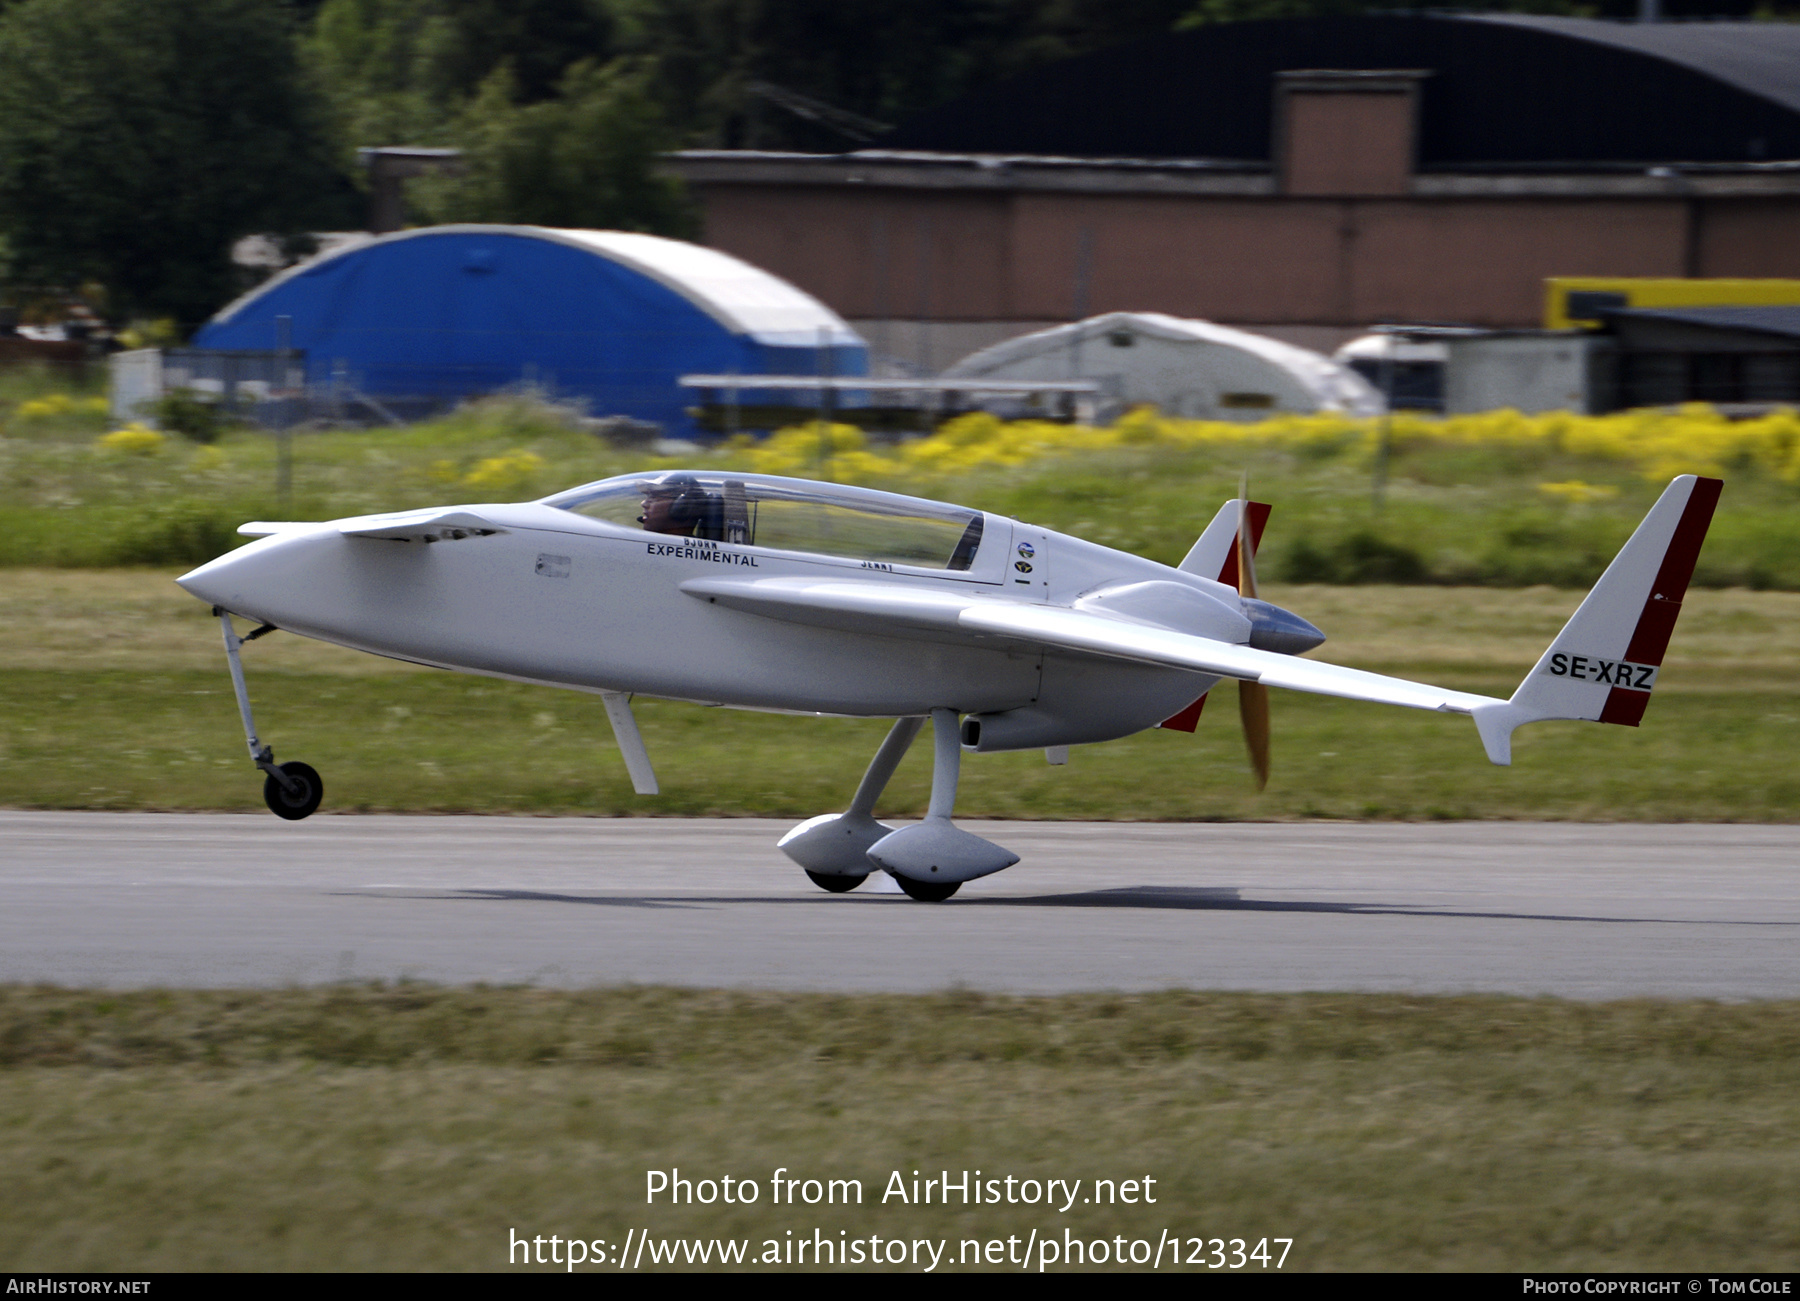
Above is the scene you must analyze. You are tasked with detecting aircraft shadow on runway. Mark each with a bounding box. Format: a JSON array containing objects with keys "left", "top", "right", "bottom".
[{"left": 342, "top": 886, "right": 1800, "bottom": 928}]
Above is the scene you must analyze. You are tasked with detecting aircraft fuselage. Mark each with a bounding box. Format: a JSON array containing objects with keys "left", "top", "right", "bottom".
[{"left": 176, "top": 494, "right": 1241, "bottom": 748}]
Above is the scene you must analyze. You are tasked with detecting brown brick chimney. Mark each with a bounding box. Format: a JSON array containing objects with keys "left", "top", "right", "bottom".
[{"left": 1275, "top": 69, "right": 1428, "bottom": 196}]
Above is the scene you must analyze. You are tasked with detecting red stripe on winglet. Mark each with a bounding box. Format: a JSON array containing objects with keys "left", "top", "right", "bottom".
[
  {"left": 1598, "top": 687, "right": 1650, "bottom": 728},
  {"left": 1160, "top": 693, "right": 1208, "bottom": 732},
  {"left": 1622, "top": 477, "right": 1721, "bottom": 667},
  {"left": 1215, "top": 501, "right": 1272, "bottom": 591}
]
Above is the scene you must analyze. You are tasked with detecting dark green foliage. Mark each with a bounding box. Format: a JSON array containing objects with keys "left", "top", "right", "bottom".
[
  {"left": 624, "top": 0, "right": 1198, "bottom": 151},
  {"left": 105, "top": 501, "right": 244, "bottom": 566},
  {"left": 1282, "top": 530, "right": 1428, "bottom": 584},
  {"left": 152, "top": 390, "right": 228, "bottom": 445},
  {"left": 412, "top": 60, "right": 695, "bottom": 234},
  {"left": 306, "top": 0, "right": 1207, "bottom": 156},
  {"left": 0, "top": 0, "right": 356, "bottom": 328},
  {"left": 308, "top": 0, "right": 615, "bottom": 110},
  {"left": 309, "top": 1, "right": 689, "bottom": 232}
]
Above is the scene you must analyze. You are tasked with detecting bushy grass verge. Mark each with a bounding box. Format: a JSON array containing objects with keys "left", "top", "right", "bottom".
[
  {"left": 3, "top": 389, "right": 1800, "bottom": 584},
  {"left": 8, "top": 984, "right": 1799, "bottom": 1071},
  {"left": 2, "top": 986, "right": 1797, "bottom": 1271}
]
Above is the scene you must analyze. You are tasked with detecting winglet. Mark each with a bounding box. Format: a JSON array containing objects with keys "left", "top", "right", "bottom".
[
  {"left": 1471, "top": 701, "right": 1530, "bottom": 766},
  {"left": 1474, "top": 475, "right": 1721, "bottom": 764}
]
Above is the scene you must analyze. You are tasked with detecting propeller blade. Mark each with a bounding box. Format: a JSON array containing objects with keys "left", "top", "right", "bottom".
[
  {"left": 1236, "top": 474, "right": 1259, "bottom": 601},
  {"left": 1239, "top": 679, "right": 1271, "bottom": 791},
  {"left": 1236, "top": 473, "right": 1269, "bottom": 789}
]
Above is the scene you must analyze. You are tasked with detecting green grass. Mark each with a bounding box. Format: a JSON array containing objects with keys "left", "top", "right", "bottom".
[
  {"left": 2, "top": 570, "right": 1794, "bottom": 819},
  {"left": 2, "top": 986, "right": 1798, "bottom": 1271},
  {"left": 5, "top": 668, "right": 1798, "bottom": 820}
]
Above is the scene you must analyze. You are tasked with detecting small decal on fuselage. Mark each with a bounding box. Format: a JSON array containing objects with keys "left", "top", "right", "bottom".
[
  {"left": 1014, "top": 560, "right": 1034, "bottom": 574},
  {"left": 646, "top": 540, "right": 759, "bottom": 566},
  {"left": 1543, "top": 652, "right": 1658, "bottom": 691},
  {"left": 535, "top": 554, "right": 571, "bottom": 578}
]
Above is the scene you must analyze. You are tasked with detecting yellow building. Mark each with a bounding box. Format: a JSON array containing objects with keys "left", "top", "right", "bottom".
[{"left": 1547, "top": 278, "right": 1800, "bottom": 331}]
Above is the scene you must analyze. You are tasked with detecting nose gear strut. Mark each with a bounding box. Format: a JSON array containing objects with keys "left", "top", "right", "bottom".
[{"left": 215, "top": 607, "right": 323, "bottom": 820}]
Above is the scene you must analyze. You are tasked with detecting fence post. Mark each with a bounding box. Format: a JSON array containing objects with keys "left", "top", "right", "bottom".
[{"left": 274, "top": 317, "right": 295, "bottom": 513}]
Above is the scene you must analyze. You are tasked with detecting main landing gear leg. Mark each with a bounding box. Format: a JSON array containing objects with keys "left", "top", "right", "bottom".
[
  {"left": 216, "top": 608, "right": 322, "bottom": 821},
  {"left": 865, "top": 708, "right": 1018, "bottom": 902},
  {"left": 779, "top": 715, "right": 924, "bottom": 892}
]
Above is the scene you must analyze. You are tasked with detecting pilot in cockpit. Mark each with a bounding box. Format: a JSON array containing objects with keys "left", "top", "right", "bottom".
[{"left": 638, "top": 474, "right": 725, "bottom": 540}]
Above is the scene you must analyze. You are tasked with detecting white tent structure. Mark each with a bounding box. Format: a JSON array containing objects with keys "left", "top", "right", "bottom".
[
  {"left": 942, "top": 312, "right": 1383, "bottom": 422},
  {"left": 1333, "top": 330, "right": 1458, "bottom": 413}
]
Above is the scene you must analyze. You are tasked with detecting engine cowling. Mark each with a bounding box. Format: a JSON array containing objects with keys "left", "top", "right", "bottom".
[{"left": 957, "top": 578, "right": 1324, "bottom": 753}]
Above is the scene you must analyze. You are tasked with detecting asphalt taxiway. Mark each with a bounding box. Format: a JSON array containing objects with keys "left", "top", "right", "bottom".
[{"left": 2, "top": 812, "right": 1795, "bottom": 998}]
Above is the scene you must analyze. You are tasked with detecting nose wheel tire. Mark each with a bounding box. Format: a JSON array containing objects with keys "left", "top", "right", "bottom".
[
  {"left": 894, "top": 875, "right": 961, "bottom": 902},
  {"left": 805, "top": 870, "right": 867, "bottom": 893},
  {"left": 263, "top": 761, "right": 323, "bottom": 821}
]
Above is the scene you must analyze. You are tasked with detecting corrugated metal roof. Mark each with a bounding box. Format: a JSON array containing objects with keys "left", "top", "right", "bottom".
[
  {"left": 1605, "top": 304, "right": 1800, "bottom": 338},
  {"left": 879, "top": 14, "right": 1800, "bottom": 165},
  {"left": 943, "top": 312, "right": 1383, "bottom": 416},
  {"left": 544, "top": 229, "right": 860, "bottom": 347},
  {"left": 211, "top": 225, "right": 861, "bottom": 349},
  {"left": 1475, "top": 16, "right": 1800, "bottom": 117},
  {"left": 194, "top": 224, "right": 867, "bottom": 435}
]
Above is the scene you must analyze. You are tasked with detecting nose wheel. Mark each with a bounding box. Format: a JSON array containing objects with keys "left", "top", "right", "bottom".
[{"left": 263, "top": 761, "right": 323, "bottom": 821}]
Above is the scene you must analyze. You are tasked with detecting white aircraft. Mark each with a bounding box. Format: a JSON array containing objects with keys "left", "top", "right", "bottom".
[{"left": 176, "top": 470, "right": 1720, "bottom": 901}]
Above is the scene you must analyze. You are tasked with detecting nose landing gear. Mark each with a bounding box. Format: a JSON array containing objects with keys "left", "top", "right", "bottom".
[{"left": 217, "top": 608, "right": 324, "bottom": 821}]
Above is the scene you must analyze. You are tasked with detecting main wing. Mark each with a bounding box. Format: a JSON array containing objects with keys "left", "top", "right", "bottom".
[
  {"left": 682, "top": 472, "right": 1720, "bottom": 766},
  {"left": 681, "top": 574, "right": 1498, "bottom": 716}
]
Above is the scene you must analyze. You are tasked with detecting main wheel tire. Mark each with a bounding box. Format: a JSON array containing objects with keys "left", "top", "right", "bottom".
[
  {"left": 893, "top": 875, "right": 961, "bottom": 902},
  {"left": 263, "top": 761, "right": 323, "bottom": 821},
  {"left": 805, "top": 870, "right": 867, "bottom": 894}
]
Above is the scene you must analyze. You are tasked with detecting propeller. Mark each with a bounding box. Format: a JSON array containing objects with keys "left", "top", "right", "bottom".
[{"left": 1235, "top": 476, "right": 1271, "bottom": 790}]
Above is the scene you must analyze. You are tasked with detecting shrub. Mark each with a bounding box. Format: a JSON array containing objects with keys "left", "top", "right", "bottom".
[
  {"left": 1282, "top": 531, "right": 1428, "bottom": 585},
  {"left": 153, "top": 389, "right": 228, "bottom": 444},
  {"left": 96, "top": 423, "right": 165, "bottom": 455}
]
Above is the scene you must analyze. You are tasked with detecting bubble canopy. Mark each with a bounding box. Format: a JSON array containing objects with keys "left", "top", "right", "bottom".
[{"left": 542, "top": 472, "right": 985, "bottom": 571}]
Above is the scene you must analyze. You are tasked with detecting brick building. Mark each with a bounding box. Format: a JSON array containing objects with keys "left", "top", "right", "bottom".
[{"left": 667, "top": 15, "right": 1800, "bottom": 367}]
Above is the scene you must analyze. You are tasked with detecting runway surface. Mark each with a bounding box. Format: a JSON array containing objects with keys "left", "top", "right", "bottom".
[{"left": 2, "top": 812, "right": 1796, "bottom": 998}]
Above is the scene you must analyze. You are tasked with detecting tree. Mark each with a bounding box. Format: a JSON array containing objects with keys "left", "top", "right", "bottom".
[
  {"left": 412, "top": 60, "right": 695, "bottom": 235},
  {"left": 304, "top": 0, "right": 616, "bottom": 152},
  {"left": 0, "top": 0, "right": 356, "bottom": 329},
  {"left": 623, "top": 0, "right": 1200, "bottom": 152}
]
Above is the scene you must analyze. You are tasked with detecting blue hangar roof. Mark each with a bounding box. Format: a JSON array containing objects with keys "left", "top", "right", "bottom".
[{"left": 194, "top": 225, "right": 867, "bottom": 435}]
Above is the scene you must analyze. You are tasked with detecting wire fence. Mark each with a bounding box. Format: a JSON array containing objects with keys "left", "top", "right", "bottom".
[{"left": 108, "top": 346, "right": 1105, "bottom": 440}]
